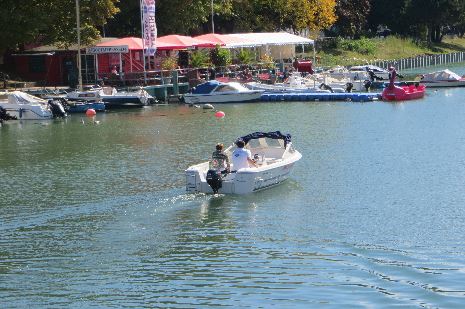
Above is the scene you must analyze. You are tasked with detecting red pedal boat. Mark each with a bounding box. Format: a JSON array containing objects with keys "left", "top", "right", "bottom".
[
  {"left": 382, "top": 84, "right": 426, "bottom": 101},
  {"left": 382, "top": 66, "right": 426, "bottom": 101}
]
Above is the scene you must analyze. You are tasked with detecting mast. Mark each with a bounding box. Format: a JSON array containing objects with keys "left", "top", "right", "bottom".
[
  {"left": 75, "top": 0, "right": 83, "bottom": 91},
  {"left": 211, "top": 0, "right": 214, "bottom": 33},
  {"left": 140, "top": 0, "right": 147, "bottom": 84}
]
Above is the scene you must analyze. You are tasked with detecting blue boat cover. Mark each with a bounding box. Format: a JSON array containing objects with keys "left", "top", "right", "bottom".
[
  {"left": 239, "top": 131, "right": 292, "bottom": 147},
  {"left": 191, "top": 80, "right": 221, "bottom": 94}
]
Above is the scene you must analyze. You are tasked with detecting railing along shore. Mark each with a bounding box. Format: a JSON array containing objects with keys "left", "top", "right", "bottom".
[{"left": 361, "top": 51, "right": 465, "bottom": 72}]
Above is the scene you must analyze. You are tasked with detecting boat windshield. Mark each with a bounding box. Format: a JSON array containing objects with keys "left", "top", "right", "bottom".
[{"left": 239, "top": 131, "right": 291, "bottom": 147}]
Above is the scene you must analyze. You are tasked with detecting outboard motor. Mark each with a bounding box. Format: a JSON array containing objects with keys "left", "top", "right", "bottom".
[
  {"left": 48, "top": 99, "right": 67, "bottom": 118},
  {"left": 0, "top": 106, "right": 17, "bottom": 123},
  {"left": 346, "top": 82, "right": 354, "bottom": 93},
  {"left": 206, "top": 169, "right": 222, "bottom": 194}
]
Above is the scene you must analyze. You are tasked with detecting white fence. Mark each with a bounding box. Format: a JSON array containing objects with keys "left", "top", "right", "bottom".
[{"left": 367, "top": 52, "right": 465, "bottom": 71}]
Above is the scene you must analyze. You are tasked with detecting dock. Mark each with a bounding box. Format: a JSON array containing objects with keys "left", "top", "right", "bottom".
[{"left": 260, "top": 92, "right": 381, "bottom": 102}]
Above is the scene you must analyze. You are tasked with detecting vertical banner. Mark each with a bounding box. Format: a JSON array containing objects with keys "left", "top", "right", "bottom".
[{"left": 141, "top": 0, "right": 157, "bottom": 56}]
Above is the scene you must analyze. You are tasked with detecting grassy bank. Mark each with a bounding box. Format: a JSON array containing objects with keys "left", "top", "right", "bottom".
[{"left": 317, "top": 36, "right": 465, "bottom": 67}]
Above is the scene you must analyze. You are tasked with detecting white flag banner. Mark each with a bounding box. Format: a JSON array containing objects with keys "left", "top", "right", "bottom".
[{"left": 141, "top": 0, "right": 157, "bottom": 56}]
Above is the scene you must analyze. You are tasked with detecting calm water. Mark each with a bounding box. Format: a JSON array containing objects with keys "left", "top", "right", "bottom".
[{"left": 2, "top": 67, "right": 465, "bottom": 308}]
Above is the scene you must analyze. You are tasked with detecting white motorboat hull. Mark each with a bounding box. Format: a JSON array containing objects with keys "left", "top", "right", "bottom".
[
  {"left": 186, "top": 148, "right": 301, "bottom": 194},
  {"left": 0, "top": 91, "right": 54, "bottom": 120},
  {"left": 245, "top": 82, "right": 331, "bottom": 93},
  {"left": 0, "top": 103, "right": 53, "bottom": 120},
  {"left": 183, "top": 91, "right": 262, "bottom": 104},
  {"left": 420, "top": 81, "right": 465, "bottom": 87}
]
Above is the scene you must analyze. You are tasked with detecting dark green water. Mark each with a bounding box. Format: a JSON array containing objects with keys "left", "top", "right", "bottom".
[{"left": 2, "top": 79, "right": 465, "bottom": 307}]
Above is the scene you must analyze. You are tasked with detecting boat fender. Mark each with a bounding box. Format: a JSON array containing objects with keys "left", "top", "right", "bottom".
[{"left": 206, "top": 169, "right": 222, "bottom": 194}]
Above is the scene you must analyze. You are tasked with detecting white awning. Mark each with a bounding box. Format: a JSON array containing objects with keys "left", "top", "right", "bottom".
[{"left": 223, "top": 32, "right": 314, "bottom": 48}]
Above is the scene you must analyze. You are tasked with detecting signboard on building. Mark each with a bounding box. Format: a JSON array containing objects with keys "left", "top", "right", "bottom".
[{"left": 86, "top": 46, "right": 129, "bottom": 54}]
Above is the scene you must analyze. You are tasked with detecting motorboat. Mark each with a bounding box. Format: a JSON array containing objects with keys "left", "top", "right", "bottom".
[
  {"left": 66, "top": 85, "right": 153, "bottom": 108},
  {"left": 245, "top": 74, "right": 332, "bottom": 93},
  {"left": 183, "top": 81, "right": 263, "bottom": 104},
  {"left": 349, "top": 65, "right": 390, "bottom": 80},
  {"left": 61, "top": 99, "right": 105, "bottom": 113},
  {"left": 382, "top": 84, "right": 426, "bottom": 101},
  {"left": 419, "top": 69, "right": 465, "bottom": 87},
  {"left": 0, "top": 91, "right": 66, "bottom": 120},
  {"left": 186, "top": 131, "right": 302, "bottom": 194}
]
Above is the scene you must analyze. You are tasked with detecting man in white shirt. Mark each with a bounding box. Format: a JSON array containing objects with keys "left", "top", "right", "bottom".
[{"left": 231, "top": 139, "right": 257, "bottom": 171}]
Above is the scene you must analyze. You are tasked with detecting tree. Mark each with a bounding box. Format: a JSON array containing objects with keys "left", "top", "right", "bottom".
[
  {"left": 220, "top": 0, "right": 337, "bottom": 33},
  {"left": 333, "top": 0, "right": 371, "bottom": 38},
  {"left": 0, "top": 0, "right": 119, "bottom": 53},
  {"left": 405, "top": 0, "right": 464, "bottom": 43}
]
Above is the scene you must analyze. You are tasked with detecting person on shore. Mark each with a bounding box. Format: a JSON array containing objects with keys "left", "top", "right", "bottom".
[
  {"left": 111, "top": 65, "right": 118, "bottom": 75},
  {"left": 231, "top": 139, "right": 257, "bottom": 171},
  {"left": 211, "top": 143, "right": 230, "bottom": 174},
  {"left": 208, "top": 67, "right": 216, "bottom": 80}
]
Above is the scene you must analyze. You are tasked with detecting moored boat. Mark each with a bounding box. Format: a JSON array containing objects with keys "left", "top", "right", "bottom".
[
  {"left": 66, "top": 85, "right": 153, "bottom": 108},
  {"left": 183, "top": 81, "right": 263, "bottom": 104},
  {"left": 419, "top": 69, "right": 465, "bottom": 87},
  {"left": 186, "top": 131, "right": 302, "bottom": 194},
  {"left": 382, "top": 84, "right": 426, "bottom": 101},
  {"left": 0, "top": 91, "right": 66, "bottom": 120},
  {"left": 382, "top": 66, "right": 425, "bottom": 101}
]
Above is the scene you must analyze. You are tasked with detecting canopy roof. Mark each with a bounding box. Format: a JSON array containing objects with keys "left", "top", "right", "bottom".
[
  {"left": 225, "top": 32, "right": 314, "bottom": 47},
  {"left": 95, "top": 37, "right": 179, "bottom": 50},
  {"left": 157, "top": 35, "right": 216, "bottom": 49},
  {"left": 194, "top": 33, "right": 255, "bottom": 48}
]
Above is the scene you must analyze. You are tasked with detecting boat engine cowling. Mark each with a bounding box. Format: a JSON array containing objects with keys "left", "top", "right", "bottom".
[
  {"left": 48, "top": 99, "right": 67, "bottom": 118},
  {"left": 206, "top": 169, "right": 222, "bottom": 194}
]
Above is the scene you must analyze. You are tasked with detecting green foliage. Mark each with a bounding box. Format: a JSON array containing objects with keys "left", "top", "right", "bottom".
[
  {"left": 189, "top": 50, "right": 210, "bottom": 68},
  {"left": 161, "top": 56, "right": 178, "bottom": 71},
  {"left": 210, "top": 46, "right": 231, "bottom": 67},
  {"left": 0, "top": 0, "right": 119, "bottom": 52},
  {"left": 338, "top": 37, "right": 376, "bottom": 55},
  {"left": 259, "top": 54, "right": 274, "bottom": 69},
  {"left": 333, "top": 0, "right": 371, "bottom": 38},
  {"left": 237, "top": 49, "right": 254, "bottom": 65}
]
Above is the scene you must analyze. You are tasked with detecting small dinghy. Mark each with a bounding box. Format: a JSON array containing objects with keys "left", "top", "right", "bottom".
[{"left": 186, "top": 131, "right": 302, "bottom": 194}]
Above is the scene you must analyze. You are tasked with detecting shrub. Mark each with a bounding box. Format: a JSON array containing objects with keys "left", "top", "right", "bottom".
[
  {"left": 190, "top": 50, "right": 210, "bottom": 68},
  {"left": 259, "top": 54, "right": 274, "bottom": 69},
  {"left": 338, "top": 37, "right": 376, "bottom": 55},
  {"left": 210, "top": 45, "right": 232, "bottom": 67},
  {"left": 237, "top": 49, "right": 254, "bottom": 65}
]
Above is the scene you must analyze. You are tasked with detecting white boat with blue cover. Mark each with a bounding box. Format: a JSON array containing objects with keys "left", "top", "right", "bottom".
[
  {"left": 183, "top": 80, "right": 263, "bottom": 104},
  {"left": 186, "top": 131, "right": 302, "bottom": 194}
]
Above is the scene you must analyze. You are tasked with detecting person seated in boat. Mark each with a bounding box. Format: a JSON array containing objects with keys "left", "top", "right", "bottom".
[
  {"left": 211, "top": 143, "right": 231, "bottom": 174},
  {"left": 231, "top": 139, "right": 257, "bottom": 171}
]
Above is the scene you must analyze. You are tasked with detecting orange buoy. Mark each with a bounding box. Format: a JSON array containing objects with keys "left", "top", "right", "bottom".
[{"left": 86, "top": 109, "right": 96, "bottom": 117}]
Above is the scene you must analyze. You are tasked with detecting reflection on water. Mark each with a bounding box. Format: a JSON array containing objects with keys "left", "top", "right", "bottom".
[{"left": 2, "top": 87, "right": 465, "bottom": 307}]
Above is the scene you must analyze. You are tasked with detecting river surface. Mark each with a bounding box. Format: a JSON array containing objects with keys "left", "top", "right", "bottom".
[{"left": 2, "top": 65, "right": 465, "bottom": 308}]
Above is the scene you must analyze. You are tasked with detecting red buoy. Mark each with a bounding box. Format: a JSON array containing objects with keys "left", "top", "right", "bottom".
[
  {"left": 215, "top": 111, "right": 225, "bottom": 118},
  {"left": 86, "top": 109, "right": 96, "bottom": 117}
]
